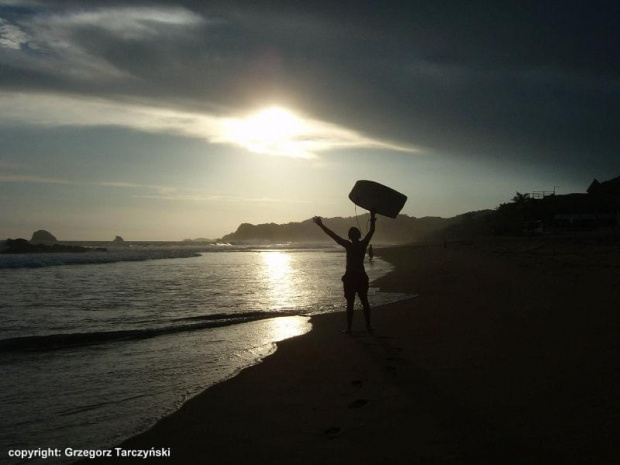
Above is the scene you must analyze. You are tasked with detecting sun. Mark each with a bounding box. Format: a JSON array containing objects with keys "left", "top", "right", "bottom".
[
  {"left": 222, "top": 107, "right": 313, "bottom": 158},
  {"left": 246, "top": 107, "right": 302, "bottom": 142}
]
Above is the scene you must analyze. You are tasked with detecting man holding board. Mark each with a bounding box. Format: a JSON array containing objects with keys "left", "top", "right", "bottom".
[{"left": 313, "top": 210, "right": 376, "bottom": 334}]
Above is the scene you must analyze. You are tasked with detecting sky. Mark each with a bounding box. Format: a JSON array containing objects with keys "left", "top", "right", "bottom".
[{"left": 1, "top": 0, "right": 618, "bottom": 240}]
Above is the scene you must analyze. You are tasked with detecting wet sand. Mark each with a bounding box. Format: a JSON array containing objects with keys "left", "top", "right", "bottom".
[{"left": 83, "top": 240, "right": 620, "bottom": 464}]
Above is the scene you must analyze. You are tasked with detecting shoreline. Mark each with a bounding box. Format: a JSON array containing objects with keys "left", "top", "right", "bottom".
[{"left": 79, "top": 240, "right": 619, "bottom": 464}]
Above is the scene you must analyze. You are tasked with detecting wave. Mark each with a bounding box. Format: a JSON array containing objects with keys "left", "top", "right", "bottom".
[
  {"left": 0, "top": 243, "right": 339, "bottom": 269},
  {"left": 0, "top": 310, "right": 306, "bottom": 352},
  {"left": 0, "top": 249, "right": 202, "bottom": 269}
]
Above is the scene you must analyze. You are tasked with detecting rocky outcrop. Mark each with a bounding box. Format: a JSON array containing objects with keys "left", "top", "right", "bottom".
[
  {"left": 113, "top": 236, "right": 125, "bottom": 243},
  {"left": 30, "top": 230, "right": 58, "bottom": 244}
]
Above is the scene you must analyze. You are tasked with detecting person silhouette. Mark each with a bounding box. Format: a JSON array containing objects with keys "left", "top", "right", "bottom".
[
  {"left": 368, "top": 244, "right": 374, "bottom": 262},
  {"left": 313, "top": 211, "right": 377, "bottom": 333}
]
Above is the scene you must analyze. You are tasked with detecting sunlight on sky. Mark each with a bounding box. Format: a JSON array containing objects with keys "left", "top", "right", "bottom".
[
  {"left": 0, "top": 93, "right": 419, "bottom": 161},
  {"left": 217, "top": 106, "right": 419, "bottom": 159},
  {"left": 222, "top": 107, "right": 312, "bottom": 159}
]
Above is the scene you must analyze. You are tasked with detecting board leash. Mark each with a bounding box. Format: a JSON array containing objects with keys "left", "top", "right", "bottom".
[{"left": 354, "top": 203, "right": 370, "bottom": 236}]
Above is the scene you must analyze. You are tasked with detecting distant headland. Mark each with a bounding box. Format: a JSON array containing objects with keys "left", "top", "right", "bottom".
[
  {"left": 219, "top": 175, "right": 620, "bottom": 244},
  {"left": 219, "top": 215, "right": 451, "bottom": 245}
]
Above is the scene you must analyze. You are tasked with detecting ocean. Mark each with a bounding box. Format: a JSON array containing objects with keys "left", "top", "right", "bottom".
[{"left": 0, "top": 244, "right": 410, "bottom": 464}]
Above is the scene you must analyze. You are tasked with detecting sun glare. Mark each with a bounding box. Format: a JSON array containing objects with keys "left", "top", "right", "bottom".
[
  {"left": 264, "top": 316, "right": 312, "bottom": 343},
  {"left": 261, "top": 251, "right": 299, "bottom": 310},
  {"left": 222, "top": 107, "right": 313, "bottom": 159},
  {"left": 262, "top": 251, "right": 291, "bottom": 282}
]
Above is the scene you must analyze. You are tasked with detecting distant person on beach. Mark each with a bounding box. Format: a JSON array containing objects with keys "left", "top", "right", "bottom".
[
  {"left": 313, "top": 211, "right": 377, "bottom": 333},
  {"left": 368, "top": 244, "right": 374, "bottom": 262}
]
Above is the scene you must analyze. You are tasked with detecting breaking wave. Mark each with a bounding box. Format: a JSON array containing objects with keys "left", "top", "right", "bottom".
[
  {"left": 0, "top": 310, "right": 306, "bottom": 352},
  {"left": 0, "top": 243, "right": 338, "bottom": 269},
  {"left": 0, "top": 249, "right": 202, "bottom": 269}
]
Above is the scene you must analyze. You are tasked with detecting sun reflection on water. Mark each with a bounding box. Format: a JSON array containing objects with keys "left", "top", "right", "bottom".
[
  {"left": 261, "top": 251, "right": 305, "bottom": 310},
  {"left": 264, "top": 316, "right": 312, "bottom": 343},
  {"left": 263, "top": 251, "right": 291, "bottom": 279}
]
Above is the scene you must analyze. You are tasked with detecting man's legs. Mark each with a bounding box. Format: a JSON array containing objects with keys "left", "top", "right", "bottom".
[
  {"left": 344, "top": 296, "right": 355, "bottom": 333},
  {"left": 359, "top": 291, "right": 371, "bottom": 331}
]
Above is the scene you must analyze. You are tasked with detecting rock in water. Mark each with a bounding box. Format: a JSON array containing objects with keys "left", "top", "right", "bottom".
[
  {"left": 31, "top": 230, "right": 58, "bottom": 244},
  {"left": 113, "top": 236, "right": 125, "bottom": 243}
]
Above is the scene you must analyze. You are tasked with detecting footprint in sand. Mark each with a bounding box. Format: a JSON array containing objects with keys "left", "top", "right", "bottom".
[
  {"left": 348, "top": 399, "right": 369, "bottom": 409},
  {"left": 324, "top": 426, "right": 341, "bottom": 438}
]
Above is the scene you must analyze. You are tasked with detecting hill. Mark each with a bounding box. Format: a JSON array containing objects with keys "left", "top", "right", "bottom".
[
  {"left": 219, "top": 174, "right": 620, "bottom": 245},
  {"left": 220, "top": 214, "right": 451, "bottom": 244}
]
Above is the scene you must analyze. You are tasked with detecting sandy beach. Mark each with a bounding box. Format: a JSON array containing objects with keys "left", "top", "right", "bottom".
[{"left": 80, "top": 240, "right": 620, "bottom": 464}]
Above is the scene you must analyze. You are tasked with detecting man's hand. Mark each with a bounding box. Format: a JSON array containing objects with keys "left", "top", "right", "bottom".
[
  {"left": 370, "top": 209, "right": 377, "bottom": 221},
  {"left": 312, "top": 216, "right": 323, "bottom": 227}
]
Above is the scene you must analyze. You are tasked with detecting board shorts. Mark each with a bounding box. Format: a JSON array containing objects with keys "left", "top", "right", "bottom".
[{"left": 342, "top": 271, "right": 369, "bottom": 300}]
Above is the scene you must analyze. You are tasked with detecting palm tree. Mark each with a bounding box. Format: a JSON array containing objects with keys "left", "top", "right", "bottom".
[{"left": 511, "top": 192, "right": 531, "bottom": 205}]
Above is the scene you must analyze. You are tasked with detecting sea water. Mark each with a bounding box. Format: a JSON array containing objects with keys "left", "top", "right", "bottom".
[{"left": 0, "top": 245, "right": 410, "bottom": 464}]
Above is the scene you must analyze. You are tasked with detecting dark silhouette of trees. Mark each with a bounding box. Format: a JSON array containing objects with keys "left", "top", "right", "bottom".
[{"left": 511, "top": 192, "right": 531, "bottom": 205}]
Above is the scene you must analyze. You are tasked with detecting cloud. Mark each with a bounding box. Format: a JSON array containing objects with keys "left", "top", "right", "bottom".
[
  {"left": 99, "top": 181, "right": 317, "bottom": 203},
  {"left": 0, "top": 92, "right": 419, "bottom": 158},
  {"left": 40, "top": 6, "right": 205, "bottom": 40},
  {"left": 0, "top": 171, "right": 318, "bottom": 204},
  {"left": 0, "top": 174, "right": 188, "bottom": 197},
  {"left": 97, "top": 181, "right": 182, "bottom": 195},
  {"left": 0, "top": 5, "right": 208, "bottom": 82},
  {"left": 0, "top": 18, "right": 28, "bottom": 49},
  {"left": 0, "top": 174, "right": 76, "bottom": 184},
  {"left": 0, "top": 1, "right": 618, "bottom": 176},
  {"left": 134, "top": 193, "right": 315, "bottom": 204},
  {"left": 0, "top": 160, "right": 26, "bottom": 169}
]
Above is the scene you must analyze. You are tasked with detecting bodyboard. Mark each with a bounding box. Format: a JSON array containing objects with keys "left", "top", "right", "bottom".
[{"left": 348, "top": 180, "right": 407, "bottom": 219}]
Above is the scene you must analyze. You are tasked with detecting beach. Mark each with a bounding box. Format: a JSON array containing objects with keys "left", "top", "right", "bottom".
[{"left": 79, "top": 240, "right": 620, "bottom": 464}]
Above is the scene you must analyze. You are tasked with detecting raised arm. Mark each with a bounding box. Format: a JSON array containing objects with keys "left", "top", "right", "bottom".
[
  {"left": 362, "top": 211, "right": 377, "bottom": 245},
  {"left": 313, "top": 216, "right": 348, "bottom": 247}
]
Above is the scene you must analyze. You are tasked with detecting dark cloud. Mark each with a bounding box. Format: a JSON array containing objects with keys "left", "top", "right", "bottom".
[{"left": 1, "top": 0, "right": 618, "bottom": 178}]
